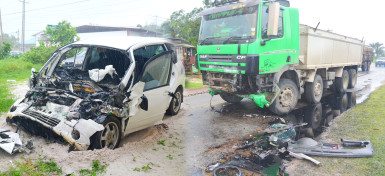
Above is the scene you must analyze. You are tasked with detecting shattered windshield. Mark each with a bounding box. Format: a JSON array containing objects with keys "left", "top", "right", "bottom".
[{"left": 199, "top": 5, "right": 258, "bottom": 45}]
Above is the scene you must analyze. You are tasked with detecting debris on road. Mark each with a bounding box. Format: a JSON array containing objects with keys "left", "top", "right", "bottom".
[
  {"left": 0, "top": 129, "right": 34, "bottom": 154},
  {"left": 213, "top": 165, "right": 241, "bottom": 176},
  {"left": 288, "top": 138, "right": 373, "bottom": 157},
  {"left": 289, "top": 152, "right": 321, "bottom": 165}
]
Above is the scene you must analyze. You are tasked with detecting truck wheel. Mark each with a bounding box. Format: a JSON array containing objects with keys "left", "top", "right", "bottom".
[
  {"left": 166, "top": 88, "right": 183, "bottom": 116},
  {"left": 335, "top": 70, "right": 349, "bottom": 93},
  {"left": 348, "top": 69, "right": 357, "bottom": 88},
  {"left": 305, "top": 103, "right": 322, "bottom": 130},
  {"left": 269, "top": 79, "right": 299, "bottom": 115},
  {"left": 90, "top": 116, "right": 122, "bottom": 149},
  {"left": 219, "top": 92, "right": 243, "bottom": 103},
  {"left": 305, "top": 74, "right": 323, "bottom": 104}
]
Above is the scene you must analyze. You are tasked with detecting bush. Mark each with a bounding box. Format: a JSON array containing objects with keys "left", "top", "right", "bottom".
[
  {"left": 0, "top": 42, "right": 12, "bottom": 59},
  {"left": 0, "top": 58, "right": 34, "bottom": 75},
  {"left": 21, "top": 42, "right": 57, "bottom": 64}
]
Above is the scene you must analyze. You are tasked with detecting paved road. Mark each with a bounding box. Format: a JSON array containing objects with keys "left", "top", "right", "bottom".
[{"left": 172, "top": 65, "right": 385, "bottom": 175}]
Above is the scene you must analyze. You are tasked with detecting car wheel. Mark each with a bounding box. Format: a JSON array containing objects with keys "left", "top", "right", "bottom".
[
  {"left": 305, "top": 103, "right": 322, "bottom": 130},
  {"left": 91, "top": 116, "right": 122, "bottom": 149},
  {"left": 166, "top": 88, "right": 183, "bottom": 116}
]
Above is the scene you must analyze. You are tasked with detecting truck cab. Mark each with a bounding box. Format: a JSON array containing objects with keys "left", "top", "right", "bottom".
[{"left": 197, "top": 0, "right": 300, "bottom": 114}]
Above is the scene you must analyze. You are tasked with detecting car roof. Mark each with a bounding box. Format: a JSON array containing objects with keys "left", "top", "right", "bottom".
[
  {"left": 378, "top": 57, "right": 385, "bottom": 60},
  {"left": 73, "top": 36, "right": 169, "bottom": 50}
]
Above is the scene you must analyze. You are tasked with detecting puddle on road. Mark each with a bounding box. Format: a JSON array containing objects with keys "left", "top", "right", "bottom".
[{"left": 199, "top": 92, "right": 357, "bottom": 176}]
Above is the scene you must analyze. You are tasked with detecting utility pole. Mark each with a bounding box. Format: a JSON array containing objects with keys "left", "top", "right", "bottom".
[
  {"left": 21, "top": 0, "right": 25, "bottom": 52},
  {"left": 0, "top": 9, "right": 3, "bottom": 43}
]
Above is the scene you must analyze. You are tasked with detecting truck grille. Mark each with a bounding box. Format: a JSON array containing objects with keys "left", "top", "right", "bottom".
[{"left": 22, "top": 109, "right": 61, "bottom": 127}]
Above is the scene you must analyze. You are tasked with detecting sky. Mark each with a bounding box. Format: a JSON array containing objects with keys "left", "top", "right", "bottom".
[{"left": 0, "top": 0, "right": 384, "bottom": 45}]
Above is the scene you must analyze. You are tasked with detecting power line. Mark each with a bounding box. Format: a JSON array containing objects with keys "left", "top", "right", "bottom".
[{"left": 3, "top": 0, "right": 91, "bottom": 16}]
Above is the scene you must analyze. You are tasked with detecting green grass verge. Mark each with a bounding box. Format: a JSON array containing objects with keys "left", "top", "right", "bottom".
[
  {"left": 185, "top": 79, "right": 207, "bottom": 89},
  {"left": 293, "top": 86, "right": 385, "bottom": 175},
  {"left": 0, "top": 58, "right": 42, "bottom": 112},
  {"left": 0, "top": 158, "right": 62, "bottom": 176}
]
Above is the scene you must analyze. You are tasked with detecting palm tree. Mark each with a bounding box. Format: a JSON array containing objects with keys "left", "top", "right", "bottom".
[{"left": 369, "top": 42, "right": 384, "bottom": 57}]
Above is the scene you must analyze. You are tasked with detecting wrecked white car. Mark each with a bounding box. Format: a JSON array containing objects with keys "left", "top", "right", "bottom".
[{"left": 6, "top": 37, "right": 185, "bottom": 150}]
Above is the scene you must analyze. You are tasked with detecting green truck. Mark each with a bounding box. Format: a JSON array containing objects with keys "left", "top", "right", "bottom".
[{"left": 196, "top": 0, "right": 363, "bottom": 115}]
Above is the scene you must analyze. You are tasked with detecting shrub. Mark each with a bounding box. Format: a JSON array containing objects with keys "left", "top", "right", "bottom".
[
  {"left": 0, "top": 42, "right": 12, "bottom": 59},
  {"left": 21, "top": 42, "right": 57, "bottom": 64}
]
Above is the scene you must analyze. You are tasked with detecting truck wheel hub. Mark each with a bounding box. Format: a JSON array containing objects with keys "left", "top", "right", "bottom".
[
  {"left": 279, "top": 88, "right": 294, "bottom": 107},
  {"left": 314, "top": 82, "right": 322, "bottom": 97}
]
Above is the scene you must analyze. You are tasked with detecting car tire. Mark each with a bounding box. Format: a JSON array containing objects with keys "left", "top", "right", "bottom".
[
  {"left": 335, "top": 70, "right": 349, "bottom": 93},
  {"left": 268, "top": 79, "right": 299, "bottom": 115},
  {"left": 166, "top": 88, "right": 183, "bottom": 116},
  {"left": 219, "top": 92, "right": 243, "bottom": 104},
  {"left": 90, "top": 116, "right": 122, "bottom": 149},
  {"left": 348, "top": 69, "right": 357, "bottom": 88},
  {"left": 305, "top": 74, "right": 323, "bottom": 104}
]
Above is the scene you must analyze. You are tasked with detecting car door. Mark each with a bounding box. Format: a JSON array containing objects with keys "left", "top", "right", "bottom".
[{"left": 125, "top": 51, "right": 174, "bottom": 134}]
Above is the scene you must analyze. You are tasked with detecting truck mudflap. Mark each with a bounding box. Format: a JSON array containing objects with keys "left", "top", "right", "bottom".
[
  {"left": 287, "top": 138, "right": 374, "bottom": 158},
  {"left": 208, "top": 87, "right": 280, "bottom": 108}
]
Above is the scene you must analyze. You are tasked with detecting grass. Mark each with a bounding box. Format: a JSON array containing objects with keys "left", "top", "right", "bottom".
[
  {"left": 0, "top": 158, "right": 62, "bottom": 176},
  {"left": 185, "top": 79, "right": 207, "bottom": 89},
  {"left": 79, "top": 160, "right": 107, "bottom": 176},
  {"left": 0, "top": 58, "right": 42, "bottom": 112},
  {"left": 291, "top": 85, "right": 385, "bottom": 175}
]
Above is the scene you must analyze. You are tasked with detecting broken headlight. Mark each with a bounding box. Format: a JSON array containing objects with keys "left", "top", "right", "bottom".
[{"left": 9, "top": 105, "right": 17, "bottom": 112}]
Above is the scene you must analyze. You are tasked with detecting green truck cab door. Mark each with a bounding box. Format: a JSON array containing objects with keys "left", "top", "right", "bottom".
[{"left": 256, "top": 4, "right": 299, "bottom": 75}]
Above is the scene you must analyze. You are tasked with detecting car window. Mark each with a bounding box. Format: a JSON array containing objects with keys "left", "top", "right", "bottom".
[
  {"left": 133, "top": 44, "right": 166, "bottom": 81},
  {"left": 86, "top": 47, "right": 129, "bottom": 78},
  {"left": 60, "top": 47, "right": 88, "bottom": 68},
  {"left": 140, "top": 52, "right": 172, "bottom": 91}
]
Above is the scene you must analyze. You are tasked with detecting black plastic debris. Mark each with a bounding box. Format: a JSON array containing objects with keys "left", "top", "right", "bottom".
[{"left": 287, "top": 138, "right": 374, "bottom": 157}]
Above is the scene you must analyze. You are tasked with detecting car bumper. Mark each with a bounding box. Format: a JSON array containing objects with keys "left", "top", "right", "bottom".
[{"left": 6, "top": 99, "right": 104, "bottom": 150}]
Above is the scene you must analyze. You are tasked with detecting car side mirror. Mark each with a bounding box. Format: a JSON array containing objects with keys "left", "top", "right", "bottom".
[{"left": 140, "top": 94, "right": 148, "bottom": 111}]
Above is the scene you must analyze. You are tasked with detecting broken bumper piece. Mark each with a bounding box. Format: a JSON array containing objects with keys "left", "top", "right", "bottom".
[
  {"left": 0, "top": 129, "right": 33, "bottom": 154},
  {"left": 287, "top": 138, "right": 374, "bottom": 158},
  {"left": 6, "top": 99, "right": 104, "bottom": 151}
]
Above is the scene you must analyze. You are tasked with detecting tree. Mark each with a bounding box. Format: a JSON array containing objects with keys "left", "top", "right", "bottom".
[
  {"left": 45, "top": 20, "right": 79, "bottom": 46},
  {"left": 169, "top": 8, "right": 203, "bottom": 46},
  {"left": 369, "top": 42, "right": 384, "bottom": 57},
  {"left": 0, "top": 42, "right": 12, "bottom": 59},
  {"left": 203, "top": 0, "right": 214, "bottom": 8},
  {"left": 1, "top": 34, "right": 19, "bottom": 49}
]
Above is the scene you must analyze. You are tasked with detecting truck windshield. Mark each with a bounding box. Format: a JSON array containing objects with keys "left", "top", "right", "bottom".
[{"left": 199, "top": 5, "right": 258, "bottom": 45}]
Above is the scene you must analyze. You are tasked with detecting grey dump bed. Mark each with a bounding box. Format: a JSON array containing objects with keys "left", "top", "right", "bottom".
[{"left": 298, "top": 24, "right": 363, "bottom": 69}]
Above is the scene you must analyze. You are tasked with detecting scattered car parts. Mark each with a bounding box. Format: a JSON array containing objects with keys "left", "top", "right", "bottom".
[
  {"left": 0, "top": 129, "right": 34, "bottom": 154},
  {"left": 287, "top": 138, "right": 374, "bottom": 157}
]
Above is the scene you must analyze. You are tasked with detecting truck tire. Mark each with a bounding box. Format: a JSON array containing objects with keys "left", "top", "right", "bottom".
[
  {"left": 305, "top": 74, "right": 323, "bottom": 104},
  {"left": 348, "top": 69, "right": 357, "bottom": 88},
  {"left": 305, "top": 103, "right": 322, "bottom": 130},
  {"left": 269, "top": 79, "right": 299, "bottom": 115},
  {"left": 335, "top": 70, "right": 349, "bottom": 93},
  {"left": 219, "top": 92, "right": 243, "bottom": 103}
]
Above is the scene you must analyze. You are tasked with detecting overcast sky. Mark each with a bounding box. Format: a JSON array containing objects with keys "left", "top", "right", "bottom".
[{"left": 0, "top": 0, "right": 384, "bottom": 45}]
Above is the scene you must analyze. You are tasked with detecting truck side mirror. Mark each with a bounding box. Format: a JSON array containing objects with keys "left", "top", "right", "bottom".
[{"left": 267, "top": 2, "right": 280, "bottom": 36}]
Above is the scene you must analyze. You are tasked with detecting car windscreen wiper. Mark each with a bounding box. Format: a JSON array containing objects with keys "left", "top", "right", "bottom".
[
  {"left": 223, "top": 36, "right": 254, "bottom": 44},
  {"left": 199, "top": 36, "right": 223, "bottom": 45}
]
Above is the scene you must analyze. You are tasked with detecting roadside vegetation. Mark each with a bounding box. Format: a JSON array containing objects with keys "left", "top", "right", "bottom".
[
  {"left": 291, "top": 86, "right": 385, "bottom": 175},
  {"left": 0, "top": 158, "right": 107, "bottom": 176}
]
